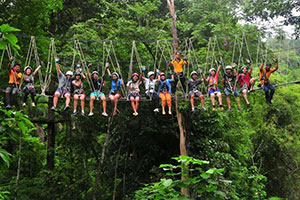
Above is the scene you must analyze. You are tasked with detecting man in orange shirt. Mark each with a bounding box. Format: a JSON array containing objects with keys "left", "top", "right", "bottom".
[
  {"left": 258, "top": 58, "right": 278, "bottom": 105},
  {"left": 168, "top": 52, "right": 188, "bottom": 94},
  {"left": 5, "top": 57, "right": 22, "bottom": 109}
]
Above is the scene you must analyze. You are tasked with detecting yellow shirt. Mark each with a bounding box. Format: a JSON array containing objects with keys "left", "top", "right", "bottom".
[
  {"left": 8, "top": 69, "right": 22, "bottom": 85},
  {"left": 170, "top": 59, "right": 187, "bottom": 73}
]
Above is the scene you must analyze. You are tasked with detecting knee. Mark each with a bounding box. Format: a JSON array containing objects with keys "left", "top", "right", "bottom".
[
  {"left": 200, "top": 95, "right": 204, "bottom": 99},
  {"left": 74, "top": 95, "right": 78, "bottom": 100},
  {"left": 90, "top": 96, "right": 95, "bottom": 101},
  {"left": 80, "top": 96, "right": 85, "bottom": 101},
  {"left": 130, "top": 97, "right": 134, "bottom": 102},
  {"left": 135, "top": 97, "right": 140, "bottom": 102},
  {"left": 101, "top": 96, "right": 106, "bottom": 101},
  {"left": 217, "top": 93, "right": 221, "bottom": 97}
]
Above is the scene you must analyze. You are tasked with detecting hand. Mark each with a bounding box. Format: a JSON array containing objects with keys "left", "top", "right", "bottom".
[
  {"left": 199, "top": 68, "right": 203, "bottom": 74},
  {"left": 170, "top": 57, "right": 174, "bottom": 62},
  {"left": 55, "top": 57, "right": 60, "bottom": 63},
  {"left": 261, "top": 57, "right": 265, "bottom": 63},
  {"left": 88, "top": 63, "right": 93, "bottom": 68},
  {"left": 141, "top": 67, "right": 146, "bottom": 72},
  {"left": 232, "top": 63, "right": 237, "bottom": 68},
  {"left": 105, "top": 62, "right": 109, "bottom": 69},
  {"left": 273, "top": 58, "right": 278, "bottom": 63},
  {"left": 218, "top": 60, "right": 222, "bottom": 66},
  {"left": 9, "top": 56, "right": 14, "bottom": 62},
  {"left": 76, "top": 64, "right": 81, "bottom": 68},
  {"left": 156, "top": 69, "right": 160, "bottom": 75},
  {"left": 246, "top": 59, "right": 251, "bottom": 65}
]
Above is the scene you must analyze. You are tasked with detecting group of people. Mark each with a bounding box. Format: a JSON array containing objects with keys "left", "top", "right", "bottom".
[{"left": 4, "top": 52, "right": 279, "bottom": 116}]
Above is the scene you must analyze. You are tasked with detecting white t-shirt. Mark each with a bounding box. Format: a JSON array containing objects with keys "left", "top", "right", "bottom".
[
  {"left": 143, "top": 78, "right": 157, "bottom": 94},
  {"left": 127, "top": 80, "right": 142, "bottom": 94}
]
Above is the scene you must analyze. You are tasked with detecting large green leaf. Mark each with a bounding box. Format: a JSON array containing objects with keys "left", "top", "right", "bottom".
[
  {"left": 4, "top": 34, "right": 18, "bottom": 45},
  {"left": 0, "top": 40, "right": 7, "bottom": 50},
  {"left": 0, "top": 24, "right": 20, "bottom": 33}
]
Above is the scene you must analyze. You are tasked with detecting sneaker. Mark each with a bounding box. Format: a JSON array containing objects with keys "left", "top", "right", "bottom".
[
  {"left": 81, "top": 111, "right": 85, "bottom": 116},
  {"left": 153, "top": 108, "right": 159, "bottom": 113},
  {"left": 212, "top": 105, "right": 216, "bottom": 111},
  {"left": 191, "top": 107, "right": 195, "bottom": 112},
  {"left": 162, "top": 110, "right": 166, "bottom": 115},
  {"left": 88, "top": 112, "right": 94, "bottom": 116},
  {"left": 202, "top": 107, "right": 206, "bottom": 111},
  {"left": 6, "top": 104, "right": 12, "bottom": 110},
  {"left": 168, "top": 110, "right": 172, "bottom": 115},
  {"left": 227, "top": 108, "right": 232, "bottom": 112},
  {"left": 238, "top": 108, "right": 242, "bottom": 112},
  {"left": 51, "top": 106, "right": 57, "bottom": 111},
  {"left": 64, "top": 105, "right": 70, "bottom": 111},
  {"left": 22, "top": 103, "right": 26, "bottom": 107},
  {"left": 113, "top": 110, "right": 118, "bottom": 116},
  {"left": 32, "top": 102, "right": 36, "bottom": 107},
  {"left": 73, "top": 110, "right": 77, "bottom": 115},
  {"left": 102, "top": 112, "right": 108, "bottom": 117},
  {"left": 219, "top": 105, "right": 224, "bottom": 111}
]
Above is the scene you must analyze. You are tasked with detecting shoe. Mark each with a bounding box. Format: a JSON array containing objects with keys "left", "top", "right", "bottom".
[
  {"left": 191, "top": 107, "right": 195, "bottom": 112},
  {"left": 32, "top": 102, "right": 36, "bottom": 107},
  {"left": 113, "top": 110, "right": 118, "bottom": 116},
  {"left": 212, "top": 106, "right": 216, "bottom": 111},
  {"left": 228, "top": 108, "right": 232, "bottom": 112},
  {"left": 81, "top": 111, "right": 85, "bottom": 116},
  {"left": 64, "top": 105, "right": 70, "bottom": 111},
  {"left": 219, "top": 105, "right": 224, "bottom": 111},
  {"left": 168, "top": 110, "right": 172, "bottom": 115},
  {"left": 73, "top": 110, "right": 77, "bottom": 115},
  {"left": 6, "top": 104, "right": 12, "bottom": 110},
  {"left": 162, "top": 110, "right": 166, "bottom": 115},
  {"left": 22, "top": 103, "right": 26, "bottom": 107},
  {"left": 153, "top": 108, "right": 159, "bottom": 112},
  {"left": 202, "top": 107, "right": 206, "bottom": 111},
  {"left": 51, "top": 106, "right": 57, "bottom": 111},
  {"left": 238, "top": 108, "right": 242, "bottom": 112},
  {"left": 247, "top": 104, "right": 251, "bottom": 108},
  {"left": 88, "top": 112, "right": 94, "bottom": 117},
  {"left": 102, "top": 112, "right": 108, "bottom": 117}
]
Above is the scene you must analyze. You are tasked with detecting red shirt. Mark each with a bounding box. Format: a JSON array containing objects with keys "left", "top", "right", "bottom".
[
  {"left": 207, "top": 72, "right": 219, "bottom": 90},
  {"left": 237, "top": 72, "right": 251, "bottom": 87}
]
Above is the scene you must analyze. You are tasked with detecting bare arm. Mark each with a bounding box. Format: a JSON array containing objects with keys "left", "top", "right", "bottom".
[
  {"left": 73, "top": 80, "right": 82, "bottom": 87},
  {"left": 249, "top": 65, "right": 253, "bottom": 74},
  {"left": 274, "top": 59, "right": 279, "bottom": 71},
  {"left": 33, "top": 65, "right": 42, "bottom": 76},
  {"left": 260, "top": 58, "right": 265, "bottom": 71}
]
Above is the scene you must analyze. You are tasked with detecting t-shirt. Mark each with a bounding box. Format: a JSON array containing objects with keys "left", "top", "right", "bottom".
[
  {"left": 72, "top": 79, "right": 84, "bottom": 91},
  {"left": 207, "top": 73, "right": 219, "bottom": 89},
  {"left": 8, "top": 69, "right": 22, "bottom": 85},
  {"left": 223, "top": 73, "right": 236, "bottom": 89},
  {"left": 58, "top": 73, "right": 72, "bottom": 90},
  {"left": 237, "top": 72, "right": 251, "bottom": 87},
  {"left": 143, "top": 78, "right": 157, "bottom": 94},
  {"left": 188, "top": 79, "right": 202, "bottom": 92},
  {"left": 170, "top": 59, "right": 187, "bottom": 73},
  {"left": 127, "top": 80, "right": 141, "bottom": 94},
  {"left": 109, "top": 75, "right": 122, "bottom": 91},
  {"left": 91, "top": 77, "right": 104, "bottom": 92},
  {"left": 259, "top": 68, "right": 276, "bottom": 84},
  {"left": 23, "top": 74, "right": 34, "bottom": 88}
]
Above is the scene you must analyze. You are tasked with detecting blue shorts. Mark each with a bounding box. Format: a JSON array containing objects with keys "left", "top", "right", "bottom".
[
  {"left": 208, "top": 88, "right": 220, "bottom": 96},
  {"left": 224, "top": 88, "right": 239, "bottom": 97},
  {"left": 56, "top": 88, "right": 70, "bottom": 95},
  {"left": 90, "top": 91, "right": 105, "bottom": 98},
  {"left": 128, "top": 92, "right": 141, "bottom": 98}
]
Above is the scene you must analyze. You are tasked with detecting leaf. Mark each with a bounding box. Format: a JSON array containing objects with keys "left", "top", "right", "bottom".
[
  {"left": 0, "top": 149, "right": 11, "bottom": 168},
  {"left": 0, "top": 24, "right": 20, "bottom": 33},
  {"left": 0, "top": 40, "right": 7, "bottom": 50},
  {"left": 5, "top": 34, "right": 18, "bottom": 45}
]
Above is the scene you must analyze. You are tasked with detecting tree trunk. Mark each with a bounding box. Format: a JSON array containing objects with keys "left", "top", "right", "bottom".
[{"left": 166, "top": 0, "right": 189, "bottom": 197}]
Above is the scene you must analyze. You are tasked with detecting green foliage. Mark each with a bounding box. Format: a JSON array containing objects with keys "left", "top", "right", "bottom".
[
  {"left": 0, "top": 24, "right": 20, "bottom": 52},
  {"left": 135, "top": 156, "right": 227, "bottom": 200}
]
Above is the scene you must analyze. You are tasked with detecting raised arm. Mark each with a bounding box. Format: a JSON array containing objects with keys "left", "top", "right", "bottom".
[
  {"left": 274, "top": 58, "right": 279, "bottom": 71},
  {"left": 55, "top": 57, "right": 61, "bottom": 76},
  {"left": 106, "top": 62, "right": 111, "bottom": 76},
  {"left": 33, "top": 64, "right": 42, "bottom": 76},
  {"left": 260, "top": 57, "right": 265, "bottom": 71},
  {"left": 87, "top": 63, "right": 92, "bottom": 78}
]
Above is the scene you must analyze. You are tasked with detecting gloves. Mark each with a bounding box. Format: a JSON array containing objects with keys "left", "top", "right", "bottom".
[
  {"left": 199, "top": 68, "right": 203, "bottom": 74},
  {"left": 40, "top": 61, "right": 43, "bottom": 66},
  {"left": 55, "top": 58, "right": 60, "bottom": 63},
  {"left": 105, "top": 62, "right": 109, "bottom": 69},
  {"left": 261, "top": 57, "right": 265, "bottom": 63},
  {"left": 183, "top": 57, "right": 188, "bottom": 61},
  {"left": 156, "top": 69, "right": 160, "bottom": 75},
  {"left": 76, "top": 64, "right": 81, "bottom": 68},
  {"left": 141, "top": 67, "right": 146, "bottom": 72},
  {"left": 274, "top": 58, "right": 278, "bottom": 63},
  {"left": 88, "top": 63, "right": 92, "bottom": 68},
  {"left": 246, "top": 59, "right": 251, "bottom": 65},
  {"left": 170, "top": 57, "right": 174, "bottom": 62},
  {"left": 218, "top": 60, "right": 223, "bottom": 66},
  {"left": 9, "top": 56, "right": 15, "bottom": 62}
]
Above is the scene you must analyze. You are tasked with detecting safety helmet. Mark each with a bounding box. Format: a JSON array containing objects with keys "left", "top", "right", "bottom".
[
  {"left": 160, "top": 72, "right": 166, "bottom": 77},
  {"left": 148, "top": 71, "right": 155, "bottom": 78},
  {"left": 190, "top": 71, "right": 198, "bottom": 77},
  {"left": 24, "top": 66, "right": 32, "bottom": 73},
  {"left": 225, "top": 65, "right": 232, "bottom": 70},
  {"left": 66, "top": 71, "right": 73, "bottom": 76},
  {"left": 209, "top": 68, "right": 216, "bottom": 74},
  {"left": 241, "top": 66, "right": 247, "bottom": 71},
  {"left": 112, "top": 72, "right": 119, "bottom": 79},
  {"left": 132, "top": 72, "right": 139, "bottom": 78},
  {"left": 74, "top": 72, "right": 82, "bottom": 78},
  {"left": 92, "top": 71, "right": 99, "bottom": 76}
]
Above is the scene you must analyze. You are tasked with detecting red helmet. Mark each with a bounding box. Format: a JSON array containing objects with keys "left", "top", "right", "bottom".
[
  {"left": 160, "top": 72, "right": 165, "bottom": 77},
  {"left": 132, "top": 72, "right": 139, "bottom": 78}
]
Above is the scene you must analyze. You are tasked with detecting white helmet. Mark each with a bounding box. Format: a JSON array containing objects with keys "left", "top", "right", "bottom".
[
  {"left": 92, "top": 71, "right": 99, "bottom": 76},
  {"left": 148, "top": 71, "right": 155, "bottom": 78},
  {"left": 112, "top": 72, "right": 119, "bottom": 79},
  {"left": 190, "top": 71, "right": 198, "bottom": 77},
  {"left": 241, "top": 65, "right": 247, "bottom": 71},
  {"left": 66, "top": 71, "right": 73, "bottom": 76},
  {"left": 209, "top": 68, "right": 216, "bottom": 73},
  {"left": 24, "top": 66, "right": 32, "bottom": 73},
  {"left": 225, "top": 65, "right": 232, "bottom": 70}
]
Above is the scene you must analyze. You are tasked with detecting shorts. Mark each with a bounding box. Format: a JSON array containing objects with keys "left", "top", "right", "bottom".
[
  {"left": 73, "top": 89, "right": 85, "bottom": 97},
  {"left": 56, "top": 88, "right": 70, "bottom": 96},
  {"left": 189, "top": 90, "right": 202, "bottom": 98},
  {"left": 90, "top": 91, "right": 105, "bottom": 98},
  {"left": 224, "top": 88, "right": 239, "bottom": 97},
  {"left": 128, "top": 92, "right": 141, "bottom": 98},
  {"left": 208, "top": 88, "right": 220, "bottom": 96}
]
